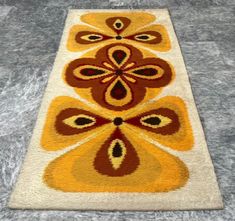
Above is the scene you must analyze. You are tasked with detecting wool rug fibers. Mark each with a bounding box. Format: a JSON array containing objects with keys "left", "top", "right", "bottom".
[{"left": 9, "top": 9, "right": 223, "bottom": 210}]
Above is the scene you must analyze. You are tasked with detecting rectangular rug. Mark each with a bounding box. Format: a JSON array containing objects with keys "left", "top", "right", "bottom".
[{"left": 9, "top": 9, "right": 223, "bottom": 210}]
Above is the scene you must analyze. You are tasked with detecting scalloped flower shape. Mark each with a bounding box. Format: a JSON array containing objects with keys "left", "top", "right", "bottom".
[
  {"left": 41, "top": 95, "right": 194, "bottom": 192},
  {"left": 64, "top": 43, "right": 174, "bottom": 111},
  {"left": 67, "top": 12, "right": 171, "bottom": 52}
]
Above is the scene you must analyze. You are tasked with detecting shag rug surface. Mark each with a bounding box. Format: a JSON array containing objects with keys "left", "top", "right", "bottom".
[{"left": 8, "top": 9, "right": 223, "bottom": 211}]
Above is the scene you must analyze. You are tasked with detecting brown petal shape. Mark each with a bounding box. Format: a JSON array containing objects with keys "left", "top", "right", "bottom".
[
  {"left": 75, "top": 31, "right": 112, "bottom": 44},
  {"left": 126, "top": 108, "right": 180, "bottom": 135},
  {"left": 106, "top": 17, "right": 131, "bottom": 35},
  {"left": 94, "top": 128, "right": 140, "bottom": 176},
  {"left": 65, "top": 43, "right": 173, "bottom": 110},
  {"left": 56, "top": 108, "right": 111, "bottom": 136},
  {"left": 125, "top": 31, "right": 162, "bottom": 44}
]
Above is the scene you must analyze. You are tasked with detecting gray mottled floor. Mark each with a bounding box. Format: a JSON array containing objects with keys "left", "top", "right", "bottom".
[{"left": 0, "top": 0, "right": 234, "bottom": 220}]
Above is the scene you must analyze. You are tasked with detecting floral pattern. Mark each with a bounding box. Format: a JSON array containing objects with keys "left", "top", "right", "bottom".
[
  {"left": 67, "top": 12, "right": 171, "bottom": 52},
  {"left": 65, "top": 43, "right": 173, "bottom": 110},
  {"left": 42, "top": 96, "right": 193, "bottom": 192},
  {"left": 41, "top": 12, "right": 194, "bottom": 193}
]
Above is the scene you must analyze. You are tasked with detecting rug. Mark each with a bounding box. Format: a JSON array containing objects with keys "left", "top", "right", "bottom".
[{"left": 9, "top": 9, "right": 223, "bottom": 210}]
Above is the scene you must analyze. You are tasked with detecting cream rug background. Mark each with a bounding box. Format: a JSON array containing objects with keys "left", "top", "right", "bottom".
[{"left": 8, "top": 9, "right": 223, "bottom": 211}]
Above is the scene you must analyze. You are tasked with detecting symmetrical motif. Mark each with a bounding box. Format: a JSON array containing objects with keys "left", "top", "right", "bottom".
[
  {"left": 42, "top": 96, "right": 193, "bottom": 192},
  {"left": 65, "top": 43, "right": 173, "bottom": 110},
  {"left": 67, "top": 12, "right": 171, "bottom": 52},
  {"left": 41, "top": 12, "right": 194, "bottom": 193}
]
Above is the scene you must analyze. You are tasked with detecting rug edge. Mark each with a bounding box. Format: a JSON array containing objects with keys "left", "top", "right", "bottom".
[{"left": 7, "top": 8, "right": 224, "bottom": 211}]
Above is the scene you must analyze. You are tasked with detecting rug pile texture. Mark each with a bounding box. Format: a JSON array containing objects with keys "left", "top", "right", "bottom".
[{"left": 9, "top": 9, "right": 223, "bottom": 210}]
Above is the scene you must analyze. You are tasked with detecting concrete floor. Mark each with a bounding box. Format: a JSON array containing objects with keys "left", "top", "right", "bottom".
[{"left": 0, "top": 0, "right": 234, "bottom": 220}]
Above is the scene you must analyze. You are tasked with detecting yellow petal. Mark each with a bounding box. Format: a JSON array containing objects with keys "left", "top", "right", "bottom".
[
  {"left": 80, "top": 12, "right": 156, "bottom": 36},
  {"left": 41, "top": 96, "right": 111, "bottom": 151},
  {"left": 124, "top": 96, "right": 194, "bottom": 151},
  {"left": 124, "top": 24, "right": 171, "bottom": 51},
  {"left": 43, "top": 126, "right": 189, "bottom": 192}
]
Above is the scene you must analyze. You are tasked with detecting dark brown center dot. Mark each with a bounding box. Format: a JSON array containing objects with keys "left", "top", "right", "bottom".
[
  {"left": 113, "top": 117, "right": 123, "bottom": 126},
  {"left": 115, "top": 69, "right": 123, "bottom": 75},
  {"left": 115, "top": 23, "right": 122, "bottom": 29},
  {"left": 116, "top": 35, "right": 122, "bottom": 40}
]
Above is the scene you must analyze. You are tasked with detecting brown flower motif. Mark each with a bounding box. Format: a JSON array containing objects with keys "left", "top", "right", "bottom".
[
  {"left": 67, "top": 12, "right": 171, "bottom": 52},
  {"left": 65, "top": 43, "right": 174, "bottom": 110},
  {"left": 42, "top": 95, "right": 193, "bottom": 192}
]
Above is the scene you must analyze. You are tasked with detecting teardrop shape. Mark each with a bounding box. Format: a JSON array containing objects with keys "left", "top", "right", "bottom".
[
  {"left": 112, "top": 141, "right": 123, "bottom": 157},
  {"left": 125, "top": 31, "right": 162, "bottom": 43},
  {"left": 140, "top": 113, "right": 173, "bottom": 129},
  {"left": 105, "top": 17, "right": 131, "bottom": 34},
  {"left": 142, "top": 116, "right": 161, "bottom": 125},
  {"left": 88, "top": 35, "right": 102, "bottom": 40},
  {"left": 114, "top": 19, "right": 124, "bottom": 30},
  {"left": 112, "top": 50, "right": 127, "bottom": 65},
  {"left": 104, "top": 78, "right": 133, "bottom": 108},
  {"left": 136, "top": 35, "right": 149, "bottom": 40},
  {"left": 74, "top": 117, "right": 94, "bottom": 126},
  {"left": 76, "top": 31, "right": 112, "bottom": 44},
  {"left": 62, "top": 114, "right": 96, "bottom": 130},
  {"left": 56, "top": 109, "right": 111, "bottom": 135},
  {"left": 133, "top": 68, "right": 158, "bottom": 76},
  {"left": 81, "top": 68, "right": 105, "bottom": 76},
  {"left": 110, "top": 80, "right": 127, "bottom": 100},
  {"left": 108, "top": 139, "right": 126, "bottom": 170},
  {"left": 126, "top": 109, "right": 180, "bottom": 135},
  {"left": 134, "top": 34, "right": 155, "bottom": 41},
  {"left": 94, "top": 128, "right": 139, "bottom": 176}
]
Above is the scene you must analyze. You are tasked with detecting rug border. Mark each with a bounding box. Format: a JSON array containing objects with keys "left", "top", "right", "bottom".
[{"left": 8, "top": 8, "right": 223, "bottom": 211}]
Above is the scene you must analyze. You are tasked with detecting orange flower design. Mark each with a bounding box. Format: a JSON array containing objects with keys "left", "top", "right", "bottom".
[
  {"left": 67, "top": 12, "right": 171, "bottom": 52},
  {"left": 65, "top": 43, "right": 174, "bottom": 110},
  {"left": 40, "top": 11, "right": 195, "bottom": 195},
  {"left": 42, "top": 96, "right": 193, "bottom": 192}
]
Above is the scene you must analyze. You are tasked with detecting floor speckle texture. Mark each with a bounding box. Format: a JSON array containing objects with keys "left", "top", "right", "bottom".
[{"left": 0, "top": 0, "right": 234, "bottom": 220}]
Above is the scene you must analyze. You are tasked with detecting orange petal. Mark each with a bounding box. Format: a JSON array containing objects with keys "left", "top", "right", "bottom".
[
  {"left": 106, "top": 17, "right": 131, "bottom": 35},
  {"left": 104, "top": 77, "right": 133, "bottom": 108},
  {"left": 43, "top": 126, "right": 189, "bottom": 192},
  {"left": 94, "top": 128, "right": 140, "bottom": 176},
  {"left": 125, "top": 24, "right": 171, "bottom": 51},
  {"left": 125, "top": 96, "right": 194, "bottom": 151},
  {"left": 41, "top": 96, "right": 111, "bottom": 151},
  {"left": 80, "top": 12, "right": 156, "bottom": 36},
  {"left": 67, "top": 25, "right": 113, "bottom": 52},
  {"left": 107, "top": 44, "right": 131, "bottom": 68}
]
